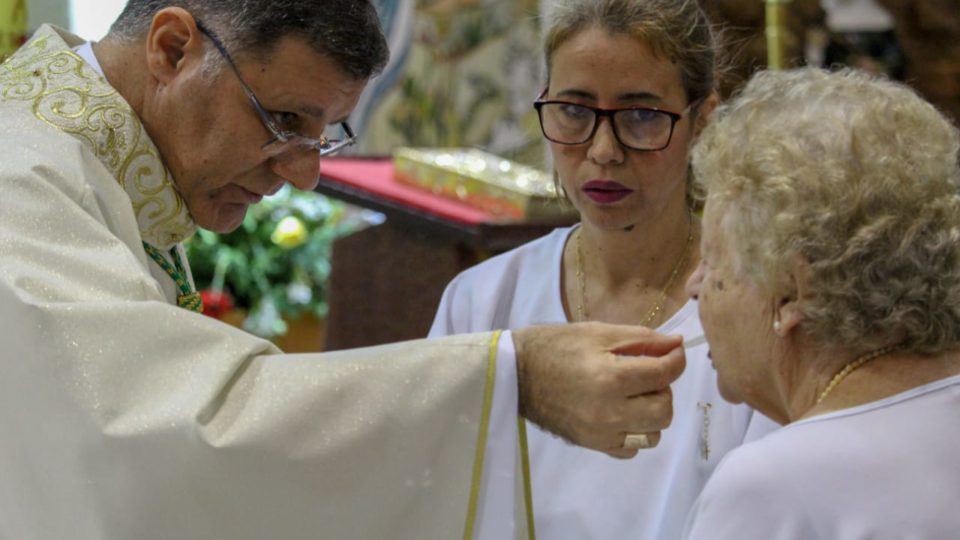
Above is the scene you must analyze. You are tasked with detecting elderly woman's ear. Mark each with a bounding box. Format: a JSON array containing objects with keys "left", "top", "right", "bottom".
[{"left": 772, "top": 255, "right": 810, "bottom": 337}]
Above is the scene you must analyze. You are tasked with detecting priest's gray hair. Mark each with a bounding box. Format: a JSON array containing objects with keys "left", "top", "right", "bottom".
[
  {"left": 108, "top": 0, "right": 389, "bottom": 81},
  {"left": 693, "top": 67, "right": 960, "bottom": 355}
]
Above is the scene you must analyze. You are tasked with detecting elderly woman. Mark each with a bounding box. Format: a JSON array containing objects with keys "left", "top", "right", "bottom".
[{"left": 683, "top": 66, "right": 960, "bottom": 538}]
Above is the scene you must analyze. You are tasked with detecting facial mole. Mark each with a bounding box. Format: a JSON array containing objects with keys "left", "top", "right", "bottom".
[{"left": 714, "top": 280, "right": 724, "bottom": 291}]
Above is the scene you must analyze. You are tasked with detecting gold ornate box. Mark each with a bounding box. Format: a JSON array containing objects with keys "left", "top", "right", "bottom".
[{"left": 393, "top": 147, "right": 574, "bottom": 220}]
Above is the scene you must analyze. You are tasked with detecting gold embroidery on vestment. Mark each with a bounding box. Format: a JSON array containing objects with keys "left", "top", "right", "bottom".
[{"left": 0, "top": 27, "right": 195, "bottom": 249}]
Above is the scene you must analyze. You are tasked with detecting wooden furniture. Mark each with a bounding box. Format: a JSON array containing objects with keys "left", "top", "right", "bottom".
[
  {"left": 879, "top": 0, "right": 960, "bottom": 125},
  {"left": 315, "top": 157, "right": 576, "bottom": 350}
]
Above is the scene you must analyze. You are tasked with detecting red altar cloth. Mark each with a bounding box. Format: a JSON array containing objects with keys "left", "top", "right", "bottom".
[{"left": 319, "top": 159, "right": 495, "bottom": 225}]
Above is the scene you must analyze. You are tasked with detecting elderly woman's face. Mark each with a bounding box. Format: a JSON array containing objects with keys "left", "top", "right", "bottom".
[
  {"left": 545, "top": 26, "right": 700, "bottom": 231},
  {"left": 686, "top": 200, "right": 779, "bottom": 409}
]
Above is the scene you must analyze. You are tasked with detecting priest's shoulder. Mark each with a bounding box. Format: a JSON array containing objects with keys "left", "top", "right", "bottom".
[{"left": 0, "top": 108, "right": 120, "bottom": 197}]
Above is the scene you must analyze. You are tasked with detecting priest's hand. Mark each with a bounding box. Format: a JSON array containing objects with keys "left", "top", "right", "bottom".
[{"left": 512, "top": 322, "right": 686, "bottom": 458}]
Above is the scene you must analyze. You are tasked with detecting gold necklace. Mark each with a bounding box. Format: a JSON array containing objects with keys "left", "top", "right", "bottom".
[
  {"left": 574, "top": 219, "right": 693, "bottom": 325},
  {"left": 815, "top": 345, "right": 902, "bottom": 406}
]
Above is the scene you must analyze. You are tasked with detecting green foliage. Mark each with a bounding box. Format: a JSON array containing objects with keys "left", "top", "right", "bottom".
[{"left": 186, "top": 187, "right": 365, "bottom": 339}]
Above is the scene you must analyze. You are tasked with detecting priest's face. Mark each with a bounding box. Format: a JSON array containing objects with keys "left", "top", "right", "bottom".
[{"left": 147, "top": 24, "right": 366, "bottom": 233}]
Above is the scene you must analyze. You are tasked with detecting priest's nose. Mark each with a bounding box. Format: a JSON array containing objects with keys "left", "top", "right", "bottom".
[{"left": 270, "top": 152, "right": 321, "bottom": 192}]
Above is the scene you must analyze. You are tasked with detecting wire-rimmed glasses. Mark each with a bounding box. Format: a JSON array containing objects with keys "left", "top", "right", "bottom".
[
  {"left": 534, "top": 91, "right": 697, "bottom": 152},
  {"left": 195, "top": 21, "right": 356, "bottom": 158}
]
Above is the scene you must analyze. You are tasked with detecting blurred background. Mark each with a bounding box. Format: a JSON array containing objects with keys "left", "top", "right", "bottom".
[{"left": 4, "top": 0, "right": 958, "bottom": 351}]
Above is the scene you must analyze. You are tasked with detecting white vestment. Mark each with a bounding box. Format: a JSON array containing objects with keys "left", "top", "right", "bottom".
[
  {"left": 683, "top": 374, "right": 960, "bottom": 539},
  {"left": 0, "top": 26, "right": 524, "bottom": 539},
  {"left": 430, "top": 227, "right": 777, "bottom": 540}
]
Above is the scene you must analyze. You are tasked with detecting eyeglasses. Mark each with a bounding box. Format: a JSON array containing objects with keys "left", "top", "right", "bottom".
[
  {"left": 534, "top": 91, "right": 697, "bottom": 152},
  {"left": 195, "top": 21, "right": 356, "bottom": 158}
]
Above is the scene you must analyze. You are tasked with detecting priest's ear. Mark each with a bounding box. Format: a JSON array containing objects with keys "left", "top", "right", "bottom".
[{"left": 145, "top": 7, "right": 205, "bottom": 84}]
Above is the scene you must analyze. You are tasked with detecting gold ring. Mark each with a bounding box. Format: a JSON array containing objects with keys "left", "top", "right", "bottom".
[{"left": 623, "top": 433, "right": 651, "bottom": 449}]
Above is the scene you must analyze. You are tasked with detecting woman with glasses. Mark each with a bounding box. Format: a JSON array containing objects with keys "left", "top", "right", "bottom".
[{"left": 429, "top": 0, "right": 775, "bottom": 537}]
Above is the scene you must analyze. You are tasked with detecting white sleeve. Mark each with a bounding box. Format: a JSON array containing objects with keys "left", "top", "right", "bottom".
[
  {"left": 429, "top": 257, "right": 512, "bottom": 338},
  {"left": 428, "top": 273, "right": 463, "bottom": 337}
]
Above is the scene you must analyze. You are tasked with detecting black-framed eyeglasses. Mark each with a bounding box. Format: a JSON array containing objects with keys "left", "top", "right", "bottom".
[
  {"left": 195, "top": 20, "right": 356, "bottom": 158},
  {"left": 534, "top": 90, "right": 697, "bottom": 152}
]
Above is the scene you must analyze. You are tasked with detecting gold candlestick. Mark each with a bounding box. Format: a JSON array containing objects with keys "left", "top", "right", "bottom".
[
  {"left": 1, "top": 0, "right": 27, "bottom": 62},
  {"left": 765, "top": 0, "right": 790, "bottom": 70}
]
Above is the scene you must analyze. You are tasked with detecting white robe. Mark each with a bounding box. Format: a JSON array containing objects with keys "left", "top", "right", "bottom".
[
  {"left": 430, "top": 227, "right": 777, "bottom": 540},
  {"left": 683, "top": 374, "right": 960, "bottom": 539},
  {"left": 0, "top": 26, "right": 524, "bottom": 539}
]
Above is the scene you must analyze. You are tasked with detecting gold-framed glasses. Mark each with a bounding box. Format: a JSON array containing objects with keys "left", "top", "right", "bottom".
[{"left": 196, "top": 20, "right": 356, "bottom": 158}]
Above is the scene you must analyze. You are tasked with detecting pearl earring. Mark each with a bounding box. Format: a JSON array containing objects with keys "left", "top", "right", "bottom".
[{"left": 773, "top": 320, "right": 782, "bottom": 333}]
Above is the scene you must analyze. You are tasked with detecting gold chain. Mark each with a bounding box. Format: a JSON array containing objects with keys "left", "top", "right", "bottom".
[
  {"left": 815, "top": 345, "right": 902, "bottom": 406},
  {"left": 574, "top": 219, "right": 693, "bottom": 326}
]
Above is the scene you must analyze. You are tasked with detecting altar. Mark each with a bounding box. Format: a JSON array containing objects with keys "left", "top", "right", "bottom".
[{"left": 316, "top": 157, "right": 576, "bottom": 350}]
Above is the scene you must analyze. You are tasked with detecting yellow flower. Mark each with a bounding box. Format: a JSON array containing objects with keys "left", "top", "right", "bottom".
[{"left": 271, "top": 216, "right": 307, "bottom": 249}]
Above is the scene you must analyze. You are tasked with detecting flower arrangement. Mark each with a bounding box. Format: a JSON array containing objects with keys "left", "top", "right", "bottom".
[{"left": 186, "top": 186, "right": 372, "bottom": 339}]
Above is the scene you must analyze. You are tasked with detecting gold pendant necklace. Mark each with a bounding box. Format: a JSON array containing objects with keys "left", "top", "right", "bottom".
[
  {"left": 815, "top": 344, "right": 902, "bottom": 406},
  {"left": 574, "top": 218, "right": 693, "bottom": 326}
]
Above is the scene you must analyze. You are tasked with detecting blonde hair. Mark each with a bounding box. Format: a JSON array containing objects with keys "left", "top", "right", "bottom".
[
  {"left": 693, "top": 67, "right": 960, "bottom": 354},
  {"left": 542, "top": 0, "right": 719, "bottom": 105}
]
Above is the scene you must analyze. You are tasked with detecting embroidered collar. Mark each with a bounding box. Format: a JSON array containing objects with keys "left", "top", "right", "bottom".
[{"left": 0, "top": 25, "right": 197, "bottom": 249}]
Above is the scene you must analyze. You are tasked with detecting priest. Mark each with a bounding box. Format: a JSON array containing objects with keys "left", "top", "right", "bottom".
[{"left": 0, "top": 1, "right": 686, "bottom": 538}]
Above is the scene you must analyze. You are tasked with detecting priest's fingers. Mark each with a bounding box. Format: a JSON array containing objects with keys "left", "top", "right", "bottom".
[
  {"left": 624, "top": 387, "right": 674, "bottom": 432},
  {"left": 610, "top": 331, "right": 684, "bottom": 358},
  {"left": 512, "top": 322, "right": 684, "bottom": 454},
  {"left": 614, "top": 343, "right": 686, "bottom": 397},
  {"left": 578, "top": 322, "right": 684, "bottom": 358},
  {"left": 592, "top": 386, "right": 673, "bottom": 457}
]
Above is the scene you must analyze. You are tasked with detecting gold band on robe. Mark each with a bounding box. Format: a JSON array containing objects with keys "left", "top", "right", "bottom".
[
  {"left": 518, "top": 415, "right": 536, "bottom": 540},
  {"left": 462, "top": 330, "right": 501, "bottom": 539}
]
